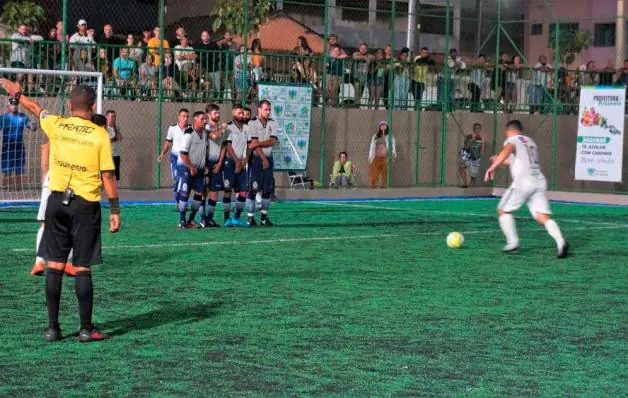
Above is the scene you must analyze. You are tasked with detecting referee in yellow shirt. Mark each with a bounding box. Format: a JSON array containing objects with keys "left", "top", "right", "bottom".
[{"left": 1, "top": 79, "right": 121, "bottom": 343}]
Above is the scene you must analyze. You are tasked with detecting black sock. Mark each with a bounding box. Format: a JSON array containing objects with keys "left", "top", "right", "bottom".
[
  {"left": 261, "top": 213, "right": 267, "bottom": 221},
  {"left": 75, "top": 271, "right": 94, "bottom": 331},
  {"left": 45, "top": 269, "right": 64, "bottom": 331}
]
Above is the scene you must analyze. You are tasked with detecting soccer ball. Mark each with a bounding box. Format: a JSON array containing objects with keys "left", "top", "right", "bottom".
[{"left": 446, "top": 232, "right": 464, "bottom": 249}]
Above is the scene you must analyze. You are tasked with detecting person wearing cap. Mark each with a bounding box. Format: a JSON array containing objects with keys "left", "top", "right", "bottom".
[
  {"left": 368, "top": 120, "right": 396, "bottom": 188},
  {"left": 69, "top": 19, "right": 95, "bottom": 68},
  {"left": 1, "top": 97, "right": 37, "bottom": 189}
]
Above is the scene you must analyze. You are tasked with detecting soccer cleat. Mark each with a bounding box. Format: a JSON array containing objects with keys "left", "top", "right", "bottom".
[
  {"left": 44, "top": 327, "right": 62, "bottom": 342},
  {"left": 260, "top": 218, "right": 274, "bottom": 227},
  {"left": 557, "top": 242, "right": 570, "bottom": 259},
  {"left": 203, "top": 219, "right": 219, "bottom": 228},
  {"left": 31, "top": 260, "right": 45, "bottom": 276},
  {"left": 246, "top": 218, "right": 257, "bottom": 228},
  {"left": 502, "top": 243, "right": 520, "bottom": 253},
  {"left": 64, "top": 263, "right": 76, "bottom": 277},
  {"left": 224, "top": 218, "right": 234, "bottom": 228},
  {"left": 236, "top": 218, "right": 250, "bottom": 228},
  {"left": 78, "top": 327, "right": 109, "bottom": 343}
]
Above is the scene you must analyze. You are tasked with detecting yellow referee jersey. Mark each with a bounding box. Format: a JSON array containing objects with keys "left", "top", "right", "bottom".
[{"left": 39, "top": 110, "right": 114, "bottom": 202}]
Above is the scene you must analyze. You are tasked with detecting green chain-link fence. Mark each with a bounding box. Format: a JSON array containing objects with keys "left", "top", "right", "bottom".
[{"left": 0, "top": 0, "right": 626, "bottom": 195}]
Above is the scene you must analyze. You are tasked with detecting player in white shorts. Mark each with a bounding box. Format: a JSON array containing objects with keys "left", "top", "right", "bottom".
[
  {"left": 32, "top": 142, "right": 75, "bottom": 276},
  {"left": 485, "top": 120, "right": 569, "bottom": 258}
]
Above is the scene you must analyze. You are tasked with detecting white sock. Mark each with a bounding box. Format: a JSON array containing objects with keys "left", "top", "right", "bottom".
[
  {"left": 499, "top": 214, "right": 519, "bottom": 246},
  {"left": 36, "top": 225, "right": 44, "bottom": 263},
  {"left": 544, "top": 219, "right": 565, "bottom": 247},
  {"left": 67, "top": 249, "right": 74, "bottom": 264}
]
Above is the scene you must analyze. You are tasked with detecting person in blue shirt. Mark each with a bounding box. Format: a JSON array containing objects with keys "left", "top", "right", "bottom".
[
  {"left": 1, "top": 97, "right": 36, "bottom": 189},
  {"left": 113, "top": 47, "right": 138, "bottom": 98}
]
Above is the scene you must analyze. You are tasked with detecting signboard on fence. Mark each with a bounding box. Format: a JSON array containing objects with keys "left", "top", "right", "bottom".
[
  {"left": 257, "top": 83, "right": 313, "bottom": 171},
  {"left": 575, "top": 86, "right": 625, "bottom": 182}
]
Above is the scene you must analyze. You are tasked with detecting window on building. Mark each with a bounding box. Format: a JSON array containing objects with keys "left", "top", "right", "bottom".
[
  {"left": 531, "top": 23, "right": 543, "bottom": 36},
  {"left": 594, "top": 23, "right": 616, "bottom": 47},
  {"left": 548, "top": 22, "right": 579, "bottom": 46},
  {"left": 339, "top": 0, "right": 369, "bottom": 23},
  {"left": 375, "top": 0, "right": 410, "bottom": 23}
]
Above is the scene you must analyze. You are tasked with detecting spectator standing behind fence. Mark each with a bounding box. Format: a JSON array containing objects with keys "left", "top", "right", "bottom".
[
  {"left": 599, "top": 60, "right": 615, "bottom": 86},
  {"left": 219, "top": 32, "right": 237, "bottom": 101},
  {"left": 529, "top": 55, "right": 552, "bottom": 114},
  {"left": 161, "top": 52, "right": 180, "bottom": 99},
  {"left": 469, "top": 53, "right": 487, "bottom": 112},
  {"left": 579, "top": 61, "right": 599, "bottom": 86},
  {"left": 393, "top": 48, "right": 411, "bottom": 110},
  {"left": 367, "top": 49, "right": 386, "bottom": 109},
  {"left": 10, "top": 23, "right": 40, "bottom": 92},
  {"left": 438, "top": 48, "right": 466, "bottom": 109},
  {"left": 326, "top": 45, "right": 346, "bottom": 106},
  {"left": 113, "top": 47, "right": 138, "bottom": 98},
  {"left": 369, "top": 121, "right": 396, "bottom": 188},
  {"left": 148, "top": 26, "right": 170, "bottom": 66},
  {"left": 97, "top": 48, "right": 112, "bottom": 84},
  {"left": 491, "top": 52, "right": 509, "bottom": 108},
  {"left": 250, "top": 39, "right": 265, "bottom": 85},
  {"left": 293, "top": 57, "right": 319, "bottom": 104},
  {"left": 293, "top": 36, "right": 313, "bottom": 80},
  {"left": 352, "top": 43, "right": 372, "bottom": 106},
  {"left": 195, "top": 31, "right": 222, "bottom": 100},
  {"left": 467, "top": 123, "right": 485, "bottom": 186},
  {"left": 505, "top": 55, "right": 523, "bottom": 112},
  {"left": 383, "top": 45, "right": 393, "bottom": 108},
  {"left": 331, "top": 151, "right": 355, "bottom": 188},
  {"left": 174, "top": 35, "right": 196, "bottom": 94},
  {"left": 69, "top": 20, "right": 95, "bottom": 68},
  {"left": 106, "top": 110, "right": 122, "bottom": 185},
  {"left": 100, "top": 24, "right": 123, "bottom": 63},
  {"left": 234, "top": 45, "right": 253, "bottom": 103},
  {"left": 126, "top": 34, "right": 144, "bottom": 67},
  {"left": 139, "top": 54, "right": 157, "bottom": 97},
  {"left": 411, "top": 47, "right": 435, "bottom": 109}
]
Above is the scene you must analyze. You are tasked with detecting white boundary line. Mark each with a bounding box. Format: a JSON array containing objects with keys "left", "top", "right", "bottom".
[
  {"left": 312, "top": 201, "right": 626, "bottom": 227},
  {"left": 8, "top": 225, "right": 625, "bottom": 253}
]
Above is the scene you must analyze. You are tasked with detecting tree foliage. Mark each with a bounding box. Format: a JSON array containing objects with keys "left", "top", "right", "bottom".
[
  {"left": 210, "top": 0, "right": 274, "bottom": 36},
  {"left": 1, "top": 1, "right": 46, "bottom": 32},
  {"left": 549, "top": 27, "right": 592, "bottom": 66}
]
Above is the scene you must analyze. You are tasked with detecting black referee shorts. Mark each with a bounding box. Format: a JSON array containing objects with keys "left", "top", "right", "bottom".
[{"left": 38, "top": 192, "right": 103, "bottom": 267}]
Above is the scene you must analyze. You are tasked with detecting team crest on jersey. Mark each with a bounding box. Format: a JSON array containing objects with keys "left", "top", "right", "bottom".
[
  {"left": 224, "top": 179, "right": 231, "bottom": 188},
  {"left": 252, "top": 181, "right": 259, "bottom": 190},
  {"left": 518, "top": 136, "right": 528, "bottom": 143}
]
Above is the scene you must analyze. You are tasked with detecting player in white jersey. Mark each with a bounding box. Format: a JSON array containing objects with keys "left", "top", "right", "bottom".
[
  {"left": 485, "top": 120, "right": 569, "bottom": 258},
  {"left": 201, "top": 103, "right": 228, "bottom": 228},
  {"left": 157, "top": 108, "right": 190, "bottom": 205},
  {"left": 223, "top": 104, "right": 251, "bottom": 227},
  {"left": 247, "top": 100, "right": 278, "bottom": 227}
]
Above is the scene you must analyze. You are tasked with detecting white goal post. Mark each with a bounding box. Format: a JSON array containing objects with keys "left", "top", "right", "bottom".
[{"left": 0, "top": 68, "right": 104, "bottom": 202}]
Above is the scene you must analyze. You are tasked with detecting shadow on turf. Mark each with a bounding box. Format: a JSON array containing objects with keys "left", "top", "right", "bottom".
[{"left": 104, "top": 302, "right": 223, "bottom": 337}]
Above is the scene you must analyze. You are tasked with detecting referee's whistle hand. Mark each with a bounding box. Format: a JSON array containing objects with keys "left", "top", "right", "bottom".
[{"left": 109, "top": 214, "right": 121, "bottom": 233}]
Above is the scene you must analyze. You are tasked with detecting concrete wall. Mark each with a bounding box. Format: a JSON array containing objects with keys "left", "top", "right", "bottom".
[
  {"left": 12, "top": 100, "right": 626, "bottom": 194},
  {"left": 97, "top": 101, "right": 627, "bottom": 193}
]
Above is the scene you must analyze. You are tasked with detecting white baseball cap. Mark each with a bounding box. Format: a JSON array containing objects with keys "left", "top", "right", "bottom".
[{"left": 78, "top": 19, "right": 87, "bottom": 26}]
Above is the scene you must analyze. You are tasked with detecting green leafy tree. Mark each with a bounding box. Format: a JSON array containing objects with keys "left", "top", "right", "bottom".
[
  {"left": 1, "top": 1, "right": 45, "bottom": 32},
  {"left": 548, "top": 26, "right": 592, "bottom": 66},
  {"left": 211, "top": 0, "right": 274, "bottom": 36}
]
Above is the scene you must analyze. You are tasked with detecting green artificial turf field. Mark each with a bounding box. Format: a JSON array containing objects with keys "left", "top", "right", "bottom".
[{"left": 0, "top": 199, "right": 626, "bottom": 396}]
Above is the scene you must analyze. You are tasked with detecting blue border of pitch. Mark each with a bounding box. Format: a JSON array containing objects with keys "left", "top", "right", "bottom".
[{"left": 1, "top": 195, "right": 627, "bottom": 208}]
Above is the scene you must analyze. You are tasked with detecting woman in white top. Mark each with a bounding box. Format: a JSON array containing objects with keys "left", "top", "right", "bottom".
[
  {"left": 368, "top": 121, "right": 397, "bottom": 188},
  {"left": 505, "top": 55, "right": 523, "bottom": 112}
]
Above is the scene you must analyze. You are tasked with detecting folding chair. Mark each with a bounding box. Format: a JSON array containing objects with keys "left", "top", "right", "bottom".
[{"left": 288, "top": 172, "right": 310, "bottom": 190}]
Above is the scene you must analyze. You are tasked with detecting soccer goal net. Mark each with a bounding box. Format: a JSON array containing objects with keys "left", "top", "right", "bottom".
[{"left": 0, "top": 68, "right": 103, "bottom": 203}]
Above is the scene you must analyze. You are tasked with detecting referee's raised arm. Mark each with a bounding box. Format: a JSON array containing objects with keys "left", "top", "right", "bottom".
[{"left": 1, "top": 78, "right": 121, "bottom": 343}]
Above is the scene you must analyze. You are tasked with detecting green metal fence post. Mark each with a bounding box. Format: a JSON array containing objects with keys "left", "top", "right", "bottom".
[
  {"left": 155, "top": 0, "right": 165, "bottom": 189},
  {"left": 242, "top": 0, "right": 249, "bottom": 107},
  {"left": 319, "top": 0, "right": 330, "bottom": 185},
  {"left": 492, "top": 0, "right": 502, "bottom": 174},
  {"left": 386, "top": 0, "right": 396, "bottom": 187},
  {"left": 415, "top": 104, "right": 421, "bottom": 186},
  {"left": 551, "top": 22, "right": 560, "bottom": 190},
  {"left": 60, "top": 0, "right": 68, "bottom": 115},
  {"left": 439, "top": 0, "right": 451, "bottom": 187}
]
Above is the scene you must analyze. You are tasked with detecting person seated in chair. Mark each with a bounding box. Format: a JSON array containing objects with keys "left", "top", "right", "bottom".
[{"left": 332, "top": 151, "right": 354, "bottom": 187}]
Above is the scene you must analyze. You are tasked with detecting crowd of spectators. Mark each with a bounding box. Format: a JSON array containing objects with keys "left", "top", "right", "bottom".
[{"left": 2, "top": 19, "right": 628, "bottom": 113}]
